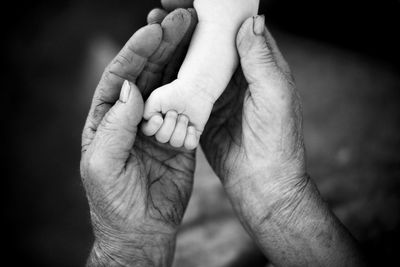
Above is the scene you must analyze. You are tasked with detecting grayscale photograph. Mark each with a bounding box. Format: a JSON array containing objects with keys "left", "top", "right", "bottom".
[{"left": 6, "top": 0, "right": 400, "bottom": 266}]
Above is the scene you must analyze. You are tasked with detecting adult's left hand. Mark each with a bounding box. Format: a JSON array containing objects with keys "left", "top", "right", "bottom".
[{"left": 80, "top": 9, "right": 197, "bottom": 266}]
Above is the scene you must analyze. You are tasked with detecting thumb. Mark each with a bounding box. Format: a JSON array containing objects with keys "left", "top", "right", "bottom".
[
  {"left": 236, "top": 15, "right": 290, "bottom": 90},
  {"left": 87, "top": 81, "right": 144, "bottom": 179}
]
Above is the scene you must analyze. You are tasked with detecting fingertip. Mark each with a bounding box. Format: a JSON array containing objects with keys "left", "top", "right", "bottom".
[
  {"left": 238, "top": 16, "right": 254, "bottom": 37},
  {"left": 187, "top": 8, "right": 198, "bottom": 23},
  {"left": 141, "top": 114, "right": 163, "bottom": 136},
  {"left": 170, "top": 115, "right": 189, "bottom": 148},
  {"left": 155, "top": 110, "right": 178, "bottom": 143},
  {"left": 236, "top": 16, "right": 257, "bottom": 52},
  {"left": 253, "top": 15, "right": 265, "bottom": 36},
  {"left": 118, "top": 81, "right": 144, "bottom": 126},
  {"left": 184, "top": 126, "right": 199, "bottom": 150},
  {"left": 126, "top": 82, "right": 143, "bottom": 105},
  {"left": 119, "top": 80, "right": 131, "bottom": 103}
]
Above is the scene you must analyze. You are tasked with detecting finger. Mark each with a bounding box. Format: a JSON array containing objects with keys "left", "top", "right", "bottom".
[
  {"left": 170, "top": 115, "right": 189, "bottom": 148},
  {"left": 141, "top": 114, "right": 164, "bottom": 136},
  {"left": 147, "top": 8, "right": 168, "bottom": 24},
  {"left": 184, "top": 126, "right": 199, "bottom": 150},
  {"left": 237, "top": 15, "right": 297, "bottom": 112},
  {"left": 137, "top": 9, "right": 193, "bottom": 97},
  {"left": 263, "top": 25, "right": 291, "bottom": 76},
  {"left": 237, "top": 15, "right": 291, "bottom": 87},
  {"left": 155, "top": 110, "right": 178, "bottom": 143},
  {"left": 237, "top": 16, "right": 275, "bottom": 86},
  {"left": 82, "top": 24, "right": 162, "bottom": 152},
  {"left": 162, "top": 8, "right": 198, "bottom": 84},
  {"left": 161, "top": 0, "right": 194, "bottom": 11},
  {"left": 87, "top": 81, "right": 144, "bottom": 178}
]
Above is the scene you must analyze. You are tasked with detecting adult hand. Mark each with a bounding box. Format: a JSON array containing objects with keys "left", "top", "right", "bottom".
[
  {"left": 201, "top": 16, "right": 365, "bottom": 266},
  {"left": 80, "top": 9, "right": 197, "bottom": 267},
  {"left": 202, "top": 16, "right": 305, "bottom": 216}
]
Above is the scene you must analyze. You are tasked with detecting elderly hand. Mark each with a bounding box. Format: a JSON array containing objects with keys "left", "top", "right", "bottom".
[
  {"left": 80, "top": 9, "right": 197, "bottom": 267},
  {"left": 157, "top": 0, "right": 365, "bottom": 263},
  {"left": 200, "top": 16, "right": 366, "bottom": 266},
  {"left": 202, "top": 16, "right": 305, "bottom": 218}
]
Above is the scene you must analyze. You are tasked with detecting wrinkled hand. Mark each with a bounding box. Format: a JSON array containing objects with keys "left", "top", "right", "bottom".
[
  {"left": 202, "top": 15, "right": 305, "bottom": 220},
  {"left": 201, "top": 16, "right": 365, "bottom": 266},
  {"left": 80, "top": 9, "right": 197, "bottom": 267},
  {"left": 160, "top": 1, "right": 364, "bottom": 264}
]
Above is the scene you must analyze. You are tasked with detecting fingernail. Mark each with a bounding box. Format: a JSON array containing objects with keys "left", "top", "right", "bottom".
[
  {"left": 253, "top": 15, "right": 265, "bottom": 36},
  {"left": 120, "top": 80, "right": 131, "bottom": 103}
]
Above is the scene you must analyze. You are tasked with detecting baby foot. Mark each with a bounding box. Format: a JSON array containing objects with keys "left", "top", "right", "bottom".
[{"left": 141, "top": 79, "right": 215, "bottom": 150}]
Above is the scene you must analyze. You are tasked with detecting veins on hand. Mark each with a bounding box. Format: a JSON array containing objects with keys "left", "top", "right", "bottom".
[{"left": 134, "top": 134, "right": 195, "bottom": 227}]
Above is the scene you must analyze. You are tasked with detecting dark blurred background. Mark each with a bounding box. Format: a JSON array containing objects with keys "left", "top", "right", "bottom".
[{"left": 6, "top": 0, "right": 400, "bottom": 266}]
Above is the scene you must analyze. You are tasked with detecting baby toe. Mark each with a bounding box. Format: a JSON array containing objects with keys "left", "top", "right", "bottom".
[
  {"left": 184, "top": 126, "right": 200, "bottom": 150},
  {"left": 147, "top": 8, "right": 168, "bottom": 24},
  {"left": 170, "top": 115, "right": 189, "bottom": 148},
  {"left": 155, "top": 110, "right": 178, "bottom": 143},
  {"left": 143, "top": 89, "right": 163, "bottom": 120},
  {"left": 141, "top": 114, "right": 163, "bottom": 136}
]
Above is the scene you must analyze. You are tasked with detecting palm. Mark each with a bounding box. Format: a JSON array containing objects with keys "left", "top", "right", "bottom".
[
  {"left": 201, "top": 68, "right": 248, "bottom": 179},
  {"left": 84, "top": 9, "right": 199, "bottom": 236},
  {"left": 202, "top": 57, "right": 302, "bottom": 190},
  {"left": 128, "top": 11, "right": 198, "bottom": 228},
  {"left": 133, "top": 134, "right": 195, "bottom": 227},
  {"left": 85, "top": 118, "right": 195, "bottom": 237},
  {"left": 89, "top": 77, "right": 196, "bottom": 240}
]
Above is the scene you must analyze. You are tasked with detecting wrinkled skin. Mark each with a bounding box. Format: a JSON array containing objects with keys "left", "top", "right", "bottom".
[
  {"left": 163, "top": 0, "right": 306, "bottom": 220},
  {"left": 201, "top": 17, "right": 308, "bottom": 226},
  {"left": 202, "top": 19, "right": 304, "bottom": 187},
  {"left": 80, "top": 9, "right": 198, "bottom": 266},
  {"left": 201, "top": 15, "right": 364, "bottom": 267},
  {"left": 158, "top": 3, "right": 365, "bottom": 266},
  {"left": 81, "top": 2, "right": 365, "bottom": 265}
]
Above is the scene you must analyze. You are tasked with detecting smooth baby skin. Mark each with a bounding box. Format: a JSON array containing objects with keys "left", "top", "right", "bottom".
[
  {"left": 161, "top": 0, "right": 194, "bottom": 11},
  {"left": 142, "top": 0, "right": 259, "bottom": 150}
]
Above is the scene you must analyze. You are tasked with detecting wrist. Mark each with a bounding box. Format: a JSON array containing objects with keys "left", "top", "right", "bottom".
[
  {"left": 227, "top": 171, "right": 316, "bottom": 244},
  {"left": 225, "top": 164, "right": 311, "bottom": 231},
  {"left": 232, "top": 173, "right": 366, "bottom": 266},
  {"left": 88, "top": 235, "right": 175, "bottom": 267},
  {"left": 87, "top": 212, "right": 176, "bottom": 267}
]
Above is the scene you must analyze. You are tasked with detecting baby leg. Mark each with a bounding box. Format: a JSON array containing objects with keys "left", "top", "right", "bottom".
[{"left": 142, "top": 0, "right": 259, "bottom": 149}]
